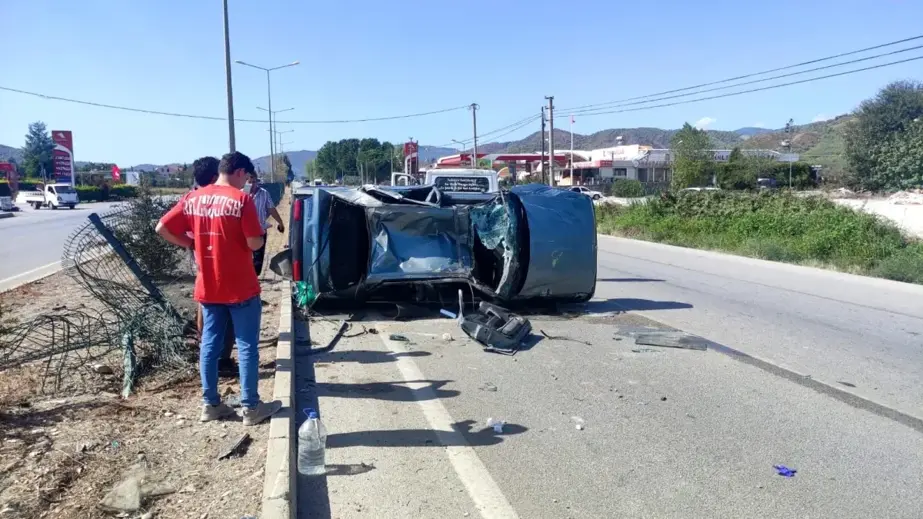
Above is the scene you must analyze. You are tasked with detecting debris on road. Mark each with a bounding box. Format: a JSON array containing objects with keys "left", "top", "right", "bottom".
[
  {"left": 838, "top": 381, "right": 857, "bottom": 388},
  {"left": 98, "top": 464, "right": 176, "bottom": 514},
  {"left": 634, "top": 331, "right": 708, "bottom": 351},
  {"left": 460, "top": 302, "right": 532, "bottom": 355},
  {"left": 440, "top": 309, "right": 458, "bottom": 319},
  {"left": 479, "top": 382, "right": 499, "bottom": 392},
  {"left": 388, "top": 333, "right": 410, "bottom": 342},
  {"left": 773, "top": 465, "right": 797, "bottom": 478},
  {"left": 572, "top": 416, "right": 586, "bottom": 430},
  {"left": 540, "top": 330, "right": 592, "bottom": 346},
  {"left": 442, "top": 333, "right": 454, "bottom": 342},
  {"left": 486, "top": 418, "right": 505, "bottom": 433},
  {"left": 218, "top": 433, "right": 253, "bottom": 460}
]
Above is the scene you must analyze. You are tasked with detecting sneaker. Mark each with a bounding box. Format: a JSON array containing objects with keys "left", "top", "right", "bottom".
[
  {"left": 241, "top": 400, "right": 283, "bottom": 426},
  {"left": 200, "top": 403, "right": 236, "bottom": 422}
]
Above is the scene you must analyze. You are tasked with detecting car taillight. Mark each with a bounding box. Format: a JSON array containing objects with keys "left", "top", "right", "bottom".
[
  {"left": 292, "top": 260, "right": 302, "bottom": 281},
  {"left": 293, "top": 200, "right": 302, "bottom": 221}
]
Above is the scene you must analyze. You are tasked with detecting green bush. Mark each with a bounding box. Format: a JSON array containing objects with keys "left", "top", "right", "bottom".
[
  {"left": 76, "top": 184, "right": 138, "bottom": 202},
  {"left": 610, "top": 179, "right": 644, "bottom": 198},
  {"left": 595, "top": 191, "right": 923, "bottom": 284}
]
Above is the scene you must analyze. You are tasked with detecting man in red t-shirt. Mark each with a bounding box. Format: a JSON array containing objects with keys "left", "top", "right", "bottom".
[{"left": 156, "top": 151, "right": 281, "bottom": 426}]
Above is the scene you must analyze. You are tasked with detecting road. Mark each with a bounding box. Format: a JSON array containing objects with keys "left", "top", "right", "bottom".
[
  {"left": 0, "top": 202, "right": 123, "bottom": 290},
  {"left": 296, "top": 236, "right": 923, "bottom": 519}
]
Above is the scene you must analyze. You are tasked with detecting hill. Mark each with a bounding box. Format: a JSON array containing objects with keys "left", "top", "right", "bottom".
[{"left": 0, "top": 117, "right": 852, "bottom": 176}]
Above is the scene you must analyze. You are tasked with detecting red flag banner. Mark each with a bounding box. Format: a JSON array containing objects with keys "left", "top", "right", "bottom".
[{"left": 112, "top": 165, "right": 121, "bottom": 183}]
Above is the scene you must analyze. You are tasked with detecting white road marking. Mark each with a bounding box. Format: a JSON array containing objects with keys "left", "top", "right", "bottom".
[
  {"left": 0, "top": 261, "right": 63, "bottom": 293},
  {"left": 378, "top": 332, "right": 520, "bottom": 519}
]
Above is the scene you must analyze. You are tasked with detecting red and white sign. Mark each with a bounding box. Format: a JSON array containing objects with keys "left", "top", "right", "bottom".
[
  {"left": 52, "top": 130, "right": 75, "bottom": 184},
  {"left": 112, "top": 165, "right": 121, "bottom": 183},
  {"left": 404, "top": 141, "right": 420, "bottom": 177}
]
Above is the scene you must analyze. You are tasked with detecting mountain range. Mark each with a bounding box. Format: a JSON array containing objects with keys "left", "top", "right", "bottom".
[{"left": 0, "top": 117, "right": 852, "bottom": 176}]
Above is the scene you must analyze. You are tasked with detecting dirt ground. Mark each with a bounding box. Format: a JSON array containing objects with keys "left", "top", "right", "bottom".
[{"left": 0, "top": 189, "right": 292, "bottom": 519}]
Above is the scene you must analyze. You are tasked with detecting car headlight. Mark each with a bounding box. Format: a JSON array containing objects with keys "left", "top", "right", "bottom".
[{"left": 57, "top": 196, "right": 63, "bottom": 202}]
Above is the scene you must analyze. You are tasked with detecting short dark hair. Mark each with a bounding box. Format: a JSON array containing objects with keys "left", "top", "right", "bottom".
[
  {"left": 192, "top": 156, "right": 219, "bottom": 187},
  {"left": 219, "top": 151, "right": 254, "bottom": 176}
]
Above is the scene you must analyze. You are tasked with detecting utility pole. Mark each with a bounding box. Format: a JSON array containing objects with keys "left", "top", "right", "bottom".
[
  {"left": 540, "top": 106, "right": 547, "bottom": 184},
  {"left": 222, "top": 0, "right": 236, "bottom": 152},
  {"left": 469, "top": 103, "right": 479, "bottom": 168},
  {"left": 546, "top": 96, "right": 555, "bottom": 186},
  {"left": 785, "top": 118, "right": 794, "bottom": 189}
]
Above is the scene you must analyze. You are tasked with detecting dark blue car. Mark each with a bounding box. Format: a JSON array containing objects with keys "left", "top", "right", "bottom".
[{"left": 287, "top": 183, "right": 597, "bottom": 304}]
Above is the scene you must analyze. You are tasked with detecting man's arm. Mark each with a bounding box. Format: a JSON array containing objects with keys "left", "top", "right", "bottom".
[
  {"left": 156, "top": 198, "right": 193, "bottom": 248},
  {"left": 269, "top": 207, "right": 285, "bottom": 232},
  {"left": 156, "top": 221, "right": 194, "bottom": 248},
  {"left": 241, "top": 196, "right": 265, "bottom": 251}
]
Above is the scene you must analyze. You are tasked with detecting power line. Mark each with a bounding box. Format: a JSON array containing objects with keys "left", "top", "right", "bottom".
[
  {"left": 0, "top": 85, "right": 469, "bottom": 124},
  {"left": 559, "top": 34, "right": 923, "bottom": 113},
  {"left": 438, "top": 114, "right": 539, "bottom": 148},
  {"left": 574, "top": 55, "right": 923, "bottom": 118},
  {"left": 568, "top": 44, "right": 923, "bottom": 115}
]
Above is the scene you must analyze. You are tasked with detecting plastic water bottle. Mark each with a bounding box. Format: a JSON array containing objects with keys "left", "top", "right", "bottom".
[{"left": 297, "top": 408, "right": 327, "bottom": 476}]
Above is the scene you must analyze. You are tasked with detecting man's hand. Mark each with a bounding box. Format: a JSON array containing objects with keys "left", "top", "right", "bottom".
[{"left": 277, "top": 223, "right": 285, "bottom": 233}]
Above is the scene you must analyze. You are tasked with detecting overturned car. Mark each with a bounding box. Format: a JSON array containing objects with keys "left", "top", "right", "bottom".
[{"left": 286, "top": 183, "right": 597, "bottom": 305}]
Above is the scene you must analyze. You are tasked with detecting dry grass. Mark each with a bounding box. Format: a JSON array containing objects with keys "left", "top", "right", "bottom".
[{"left": 0, "top": 189, "right": 292, "bottom": 518}]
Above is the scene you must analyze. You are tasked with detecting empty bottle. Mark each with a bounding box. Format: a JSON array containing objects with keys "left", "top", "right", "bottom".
[{"left": 297, "top": 408, "right": 327, "bottom": 476}]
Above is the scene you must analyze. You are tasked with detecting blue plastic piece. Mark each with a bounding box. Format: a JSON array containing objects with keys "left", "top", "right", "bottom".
[{"left": 773, "top": 465, "right": 797, "bottom": 477}]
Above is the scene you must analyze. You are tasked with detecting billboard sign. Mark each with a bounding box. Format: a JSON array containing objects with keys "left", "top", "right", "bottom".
[
  {"left": 52, "top": 130, "right": 75, "bottom": 184},
  {"left": 403, "top": 141, "right": 419, "bottom": 178}
]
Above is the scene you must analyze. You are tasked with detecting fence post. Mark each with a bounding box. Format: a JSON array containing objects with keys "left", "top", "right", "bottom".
[{"left": 88, "top": 213, "right": 184, "bottom": 325}]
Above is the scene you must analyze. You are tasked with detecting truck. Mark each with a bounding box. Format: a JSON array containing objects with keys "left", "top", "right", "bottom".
[
  {"left": 16, "top": 183, "right": 80, "bottom": 209},
  {"left": 391, "top": 168, "right": 500, "bottom": 193}
]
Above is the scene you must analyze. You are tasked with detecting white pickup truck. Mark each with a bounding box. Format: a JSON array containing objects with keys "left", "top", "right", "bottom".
[{"left": 17, "top": 183, "right": 80, "bottom": 209}]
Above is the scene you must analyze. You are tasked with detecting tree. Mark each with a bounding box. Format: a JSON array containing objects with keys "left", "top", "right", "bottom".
[
  {"left": 313, "top": 138, "right": 403, "bottom": 184},
  {"left": 273, "top": 154, "right": 293, "bottom": 183},
  {"left": 670, "top": 123, "right": 714, "bottom": 189},
  {"left": 845, "top": 80, "right": 923, "bottom": 190},
  {"left": 22, "top": 122, "right": 55, "bottom": 179}
]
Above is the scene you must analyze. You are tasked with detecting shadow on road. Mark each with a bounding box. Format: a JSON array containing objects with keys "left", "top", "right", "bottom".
[
  {"left": 598, "top": 277, "right": 665, "bottom": 283},
  {"left": 314, "top": 349, "right": 431, "bottom": 364},
  {"left": 318, "top": 379, "right": 459, "bottom": 402},
  {"left": 605, "top": 298, "right": 693, "bottom": 312},
  {"left": 327, "top": 419, "right": 528, "bottom": 449}
]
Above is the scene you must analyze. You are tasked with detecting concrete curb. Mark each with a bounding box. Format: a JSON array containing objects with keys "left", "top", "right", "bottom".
[
  {"left": 0, "top": 212, "right": 13, "bottom": 219},
  {"left": 262, "top": 284, "right": 296, "bottom": 519}
]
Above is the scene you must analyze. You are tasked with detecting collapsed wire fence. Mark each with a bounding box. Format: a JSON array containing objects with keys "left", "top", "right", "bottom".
[{"left": 0, "top": 188, "right": 199, "bottom": 396}]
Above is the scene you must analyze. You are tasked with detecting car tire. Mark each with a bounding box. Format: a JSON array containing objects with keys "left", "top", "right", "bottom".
[
  {"left": 51, "top": 203, "right": 58, "bottom": 210},
  {"left": 68, "top": 204, "right": 75, "bottom": 209},
  {"left": 593, "top": 194, "right": 601, "bottom": 200}
]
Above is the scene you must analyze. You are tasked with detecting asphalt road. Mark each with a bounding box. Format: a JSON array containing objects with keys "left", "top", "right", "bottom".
[
  {"left": 298, "top": 236, "right": 923, "bottom": 519},
  {"left": 0, "top": 202, "right": 123, "bottom": 290}
]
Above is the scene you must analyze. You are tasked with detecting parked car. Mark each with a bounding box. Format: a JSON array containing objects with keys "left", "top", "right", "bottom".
[
  {"left": 757, "top": 177, "right": 778, "bottom": 190},
  {"left": 568, "top": 185, "right": 604, "bottom": 200},
  {"left": 283, "top": 183, "right": 597, "bottom": 305},
  {"left": 16, "top": 183, "right": 79, "bottom": 209},
  {"left": 0, "top": 182, "right": 13, "bottom": 212}
]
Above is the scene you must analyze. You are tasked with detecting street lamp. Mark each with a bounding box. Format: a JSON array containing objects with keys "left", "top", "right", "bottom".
[
  {"left": 270, "top": 128, "right": 295, "bottom": 179},
  {"left": 257, "top": 106, "right": 293, "bottom": 181},
  {"left": 222, "top": 0, "right": 235, "bottom": 152},
  {"left": 235, "top": 60, "right": 300, "bottom": 180},
  {"left": 451, "top": 139, "right": 468, "bottom": 165}
]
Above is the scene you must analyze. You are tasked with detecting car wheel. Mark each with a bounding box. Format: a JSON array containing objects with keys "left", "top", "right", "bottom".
[
  {"left": 68, "top": 204, "right": 76, "bottom": 209},
  {"left": 593, "top": 194, "right": 601, "bottom": 200},
  {"left": 51, "top": 203, "right": 58, "bottom": 210}
]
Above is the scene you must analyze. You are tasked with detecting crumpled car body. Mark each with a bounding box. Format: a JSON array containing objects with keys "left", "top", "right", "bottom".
[{"left": 289, "top": 183, "right": 597, "bottom": 303}]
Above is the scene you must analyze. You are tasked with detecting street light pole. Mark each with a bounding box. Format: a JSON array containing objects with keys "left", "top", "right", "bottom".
[
  {"left": 222, "top": 0, "right": 236, "bottom": 152},
  {"left": 257, "top": 106, "right": 293, "bottom": 182},
  {"left": 235, "top": 59, "right": 299, "bottom": 181}
]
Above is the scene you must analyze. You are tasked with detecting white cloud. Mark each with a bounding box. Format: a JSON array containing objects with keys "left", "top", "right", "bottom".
[
  {"left": 694, "top": 117, "right": 717, "bottom": 130},
  {"left": 812, "top": 114, "right": 832, "bottom": 123}
]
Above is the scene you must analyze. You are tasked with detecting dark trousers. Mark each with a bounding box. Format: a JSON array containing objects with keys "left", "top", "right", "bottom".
[{"left": 253, "top": 232, "right": 267, "bottom": 276}]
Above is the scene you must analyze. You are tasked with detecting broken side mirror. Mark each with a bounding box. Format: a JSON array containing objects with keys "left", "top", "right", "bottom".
[{"left": 269, "top": 248, "right": 293, "bottom": 279}]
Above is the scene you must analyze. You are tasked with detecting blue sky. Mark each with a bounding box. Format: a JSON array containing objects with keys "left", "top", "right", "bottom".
[{"left": 1, "top": 0, "right": 922, "bottom": 166}]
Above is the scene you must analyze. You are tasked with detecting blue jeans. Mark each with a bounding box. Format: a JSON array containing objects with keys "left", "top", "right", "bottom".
[{"left": 200, "top": 296, "right": 262, "bottom": 408}]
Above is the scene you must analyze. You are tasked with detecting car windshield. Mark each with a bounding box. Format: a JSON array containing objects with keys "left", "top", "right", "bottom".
[{"left": 54, "top": 185, "right": 75, "bottom": 194}]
